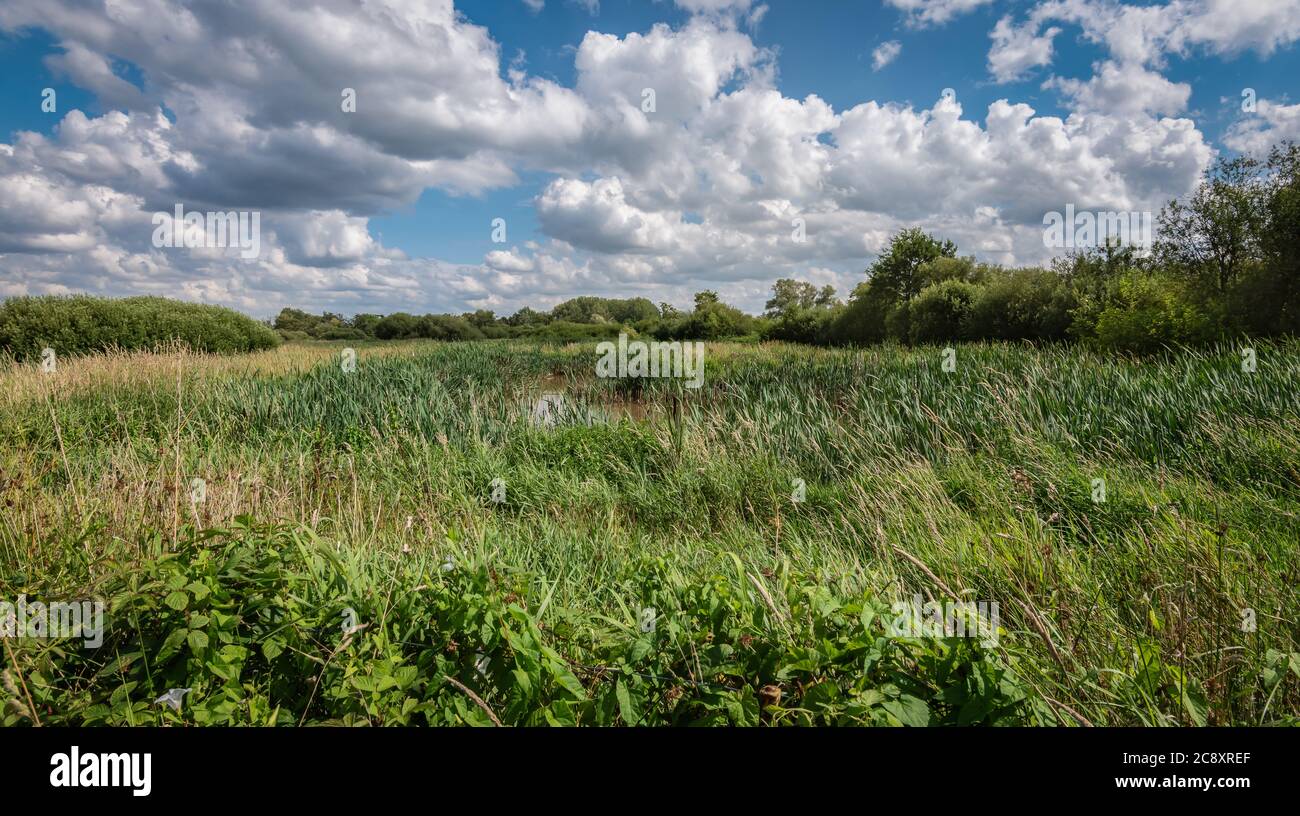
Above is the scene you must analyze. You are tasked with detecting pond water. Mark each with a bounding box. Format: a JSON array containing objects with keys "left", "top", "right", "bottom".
[{"left": 527, "top": 372, "right": 650, "bottom": 426}]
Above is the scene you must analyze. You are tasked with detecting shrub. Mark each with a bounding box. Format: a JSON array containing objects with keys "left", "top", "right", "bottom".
[
  {"left": 317, "top": 326, "right": 367, "bottom": 341},
  {"left": 419, "top": 314, "right": 483, "bottom": 341},
  {"left": 7, "top": 520, "right": 1040, "bottom": 726},
  {"left": 519, "top": 320, "right": 627, "bottom": 343},
  {"left": 828, "top": 282, "right": 887, "bottom": 345},
  {"left": 653, "top": 299, "right": 761, "bottom": 341},
  {"left": 550, "top": 296, "right": 659, "bottom": 324},
  {"left": 1092, "top": 273, "right": 1218, "bottom": 353},
  {"left": 274, "top": 308, "right": 380, "bottom": 340},
  {"left": 884, "top": 301, "right": 911, "bottom": 342},
  {"left": 966, "top": 268, "right": 1075, "bottom": 342},
  {"left": 374, "top": 312, "right": 421, "bottom": 339},
  {"left": 764, "top": 307, "right": 840, "bottom": 344},
  {"left": 1232, "top": 263, "right": 1300, "bottom": 337},
  {"left": 908, "top": 280, "right": 980, "bottom": 343},
  {"left": 830, "top": 229, "right": 960, "bottom": 345},
  {"left": 0, "top": 295, "right": 280, "bottom": 360}
]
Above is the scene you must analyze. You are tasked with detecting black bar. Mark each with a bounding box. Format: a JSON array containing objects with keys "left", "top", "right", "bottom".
[{"left": 3, "top": 726, "right": 1284, "bottom": 803}]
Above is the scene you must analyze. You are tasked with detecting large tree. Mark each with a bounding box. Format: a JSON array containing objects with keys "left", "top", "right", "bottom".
[
  {"left": 1245, "top": 142, "right": 1300, "bottom": 333},
  {"left": 1156, "top": 154, "right": 1268, "bottom": 293},
  {"left": 832, "top": 228, "right": 957, "bottom": 343},
  {"left": 865, "top": 228, "right": 959, "bottom": 302},
  {"left": 693, "top": 290, "right": 720, "bottom": 310},
  {"left": 764, "top": 279, "right": 818, "bottom": 318}
]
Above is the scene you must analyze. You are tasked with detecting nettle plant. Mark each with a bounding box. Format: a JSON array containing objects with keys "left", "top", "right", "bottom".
[{"left": 4, "top": 521, "right": 1042, "bottom": 726}]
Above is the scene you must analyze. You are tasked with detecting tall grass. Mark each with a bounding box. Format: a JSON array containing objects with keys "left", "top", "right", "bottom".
[{"left": 1, "top": 339, "right": 1297, "bottom": 725}]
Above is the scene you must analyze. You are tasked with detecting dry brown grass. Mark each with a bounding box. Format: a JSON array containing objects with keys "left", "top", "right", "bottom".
[{"left": 0, "top": 340, "right": 434, "bottom": 412}]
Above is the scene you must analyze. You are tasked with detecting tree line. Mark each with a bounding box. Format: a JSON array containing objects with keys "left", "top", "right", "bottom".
[
  {"left": 769, "top": 141, "right": 1298, "bottom": 351},
  {"left": 273, "top": 290, "right": 765, "bottom": 345},
  {"left": 276, "top": 140, "right": 1298, "bottom": 353}
]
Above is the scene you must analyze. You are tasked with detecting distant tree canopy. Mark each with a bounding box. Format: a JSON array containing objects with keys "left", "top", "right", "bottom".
[
  {"left": 765, "top": 279, "right": 836, "bottom": 317},
  {"left": 256, "top": 140, "right": 1298, "bottom": 354},
  {"left": 270, "top": 290, "right": 763, "bottom": 344},
  {"left": 803, "top": 141, "right": 1300, "bottom": 352},
  {"left": 549, "top": 296, "right": 659, "bottom": 324},
  {"left": 273, "top": 308, "right": 367, "bottom": 340}
]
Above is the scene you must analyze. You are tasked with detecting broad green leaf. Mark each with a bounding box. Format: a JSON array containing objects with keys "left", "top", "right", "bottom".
[{"left": 883, "top": 695, "right": 931, "bottom": 727}]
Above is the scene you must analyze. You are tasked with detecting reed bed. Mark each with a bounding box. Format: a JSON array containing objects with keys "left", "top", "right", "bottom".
[{"left": 2, "top": 339, "right": 1297, "bottom": 725}]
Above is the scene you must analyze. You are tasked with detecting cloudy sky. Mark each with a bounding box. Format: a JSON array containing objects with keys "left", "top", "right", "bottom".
[{"left": 1, "top": 0, "right": 1298, "bottom": 318}]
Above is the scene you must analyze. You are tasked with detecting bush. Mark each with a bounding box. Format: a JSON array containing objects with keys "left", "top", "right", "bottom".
[
  {"left": 653, "top": 302, "right": 760, "bottom": 341},
  {"left": 7, "top": 520, "right": 1040, "bottom": 726},
  {"left": 0, "top": 295, "right": 280, "bottom": 360},
  {"left": 518, "top": 320, "right": 627, "bottom": 343},
  {"left": 1092, "top": 273, "right": 1218, "bottom": 353},
  {"left": 908, "top": 280, "right": 980, "bottom": 343},
  {"left": 830, "top": 229, "right": 960, "bottom": 345},
  {"left": 550, "top": 296, "right": 659, "bottom": 324},
  {"left": 317, "top": 326, "right": 367, "bottom": 341},
  {"left": 273, "top": 308, "right": 380, "bottom": 340},
  {"left": 966, "top": 268, "right": 1075, "bottom": 342},
  {"left": 373, "top": 312, "right": 421, "bottom": 339},
  {"left": 372, "top": 312, "right": 484, "bottom": 341},
  {"left": 419, "top": 314, "right": 484, "bottom": 341},
  {"left": 764, "top": 307, "right": 840, "bottom": 344},
  {"left": 1232, "top": 263, "right": 1300, "bottom": 337}
]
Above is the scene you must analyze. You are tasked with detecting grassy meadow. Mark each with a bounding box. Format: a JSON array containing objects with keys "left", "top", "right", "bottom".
[{"left": 2, "top": 338, "right": 1298, "bottom": 726}]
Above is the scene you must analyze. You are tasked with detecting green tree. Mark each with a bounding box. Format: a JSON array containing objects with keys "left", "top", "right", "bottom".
[
  {"left": 1249, "top": 142, "right": 1300, "bottom": 333},
  {"left": 965, "top": 268, "right": 1075, "bottom": 342},
  {"left": 374, "top": 312, "right": 420, "bottom": 339},
  {"left": 908, "top": 279, "right": 980, "bottom": 344},
  {"left": 764, "top": 279, "right": 818, "bottom": 318},
  {"left": 273, "top": 308, "right": 315, "bottom": 333},
  {"left": 693, "top": 291, "right": 720, "bottom": 310},
  {"left": 464, "top": 309, "right": 497, "bottom": 329},
  {"left": 832, "top": 228, "right": 957, "bottom": 343},
  {"left": 814, "top": 285, "right": 838, "bottom": 308},
  {"left": 507, "top": 307, "right": 548, "bottom": 326},
  {"left": 351, "top": 313, "right": 381, "bottom": 337},
  {"left": 867, "top": 228, "right": 958, "bottom": 302},
  {"left": 1156, "top": 154, "right": 1267, "bottom": 293}
]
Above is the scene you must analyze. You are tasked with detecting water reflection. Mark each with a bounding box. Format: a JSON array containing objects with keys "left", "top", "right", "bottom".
[{"left": 525, "top": 373, "right": 651, "bottom": 427}]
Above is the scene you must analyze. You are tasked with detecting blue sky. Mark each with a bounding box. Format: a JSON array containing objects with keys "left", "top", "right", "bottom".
[
  {"left": 1, "top": 0, "right": 1297, "bottom": 317},
  {"left": 0, "top": 29, "right": 95, "bottom": 137}
]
